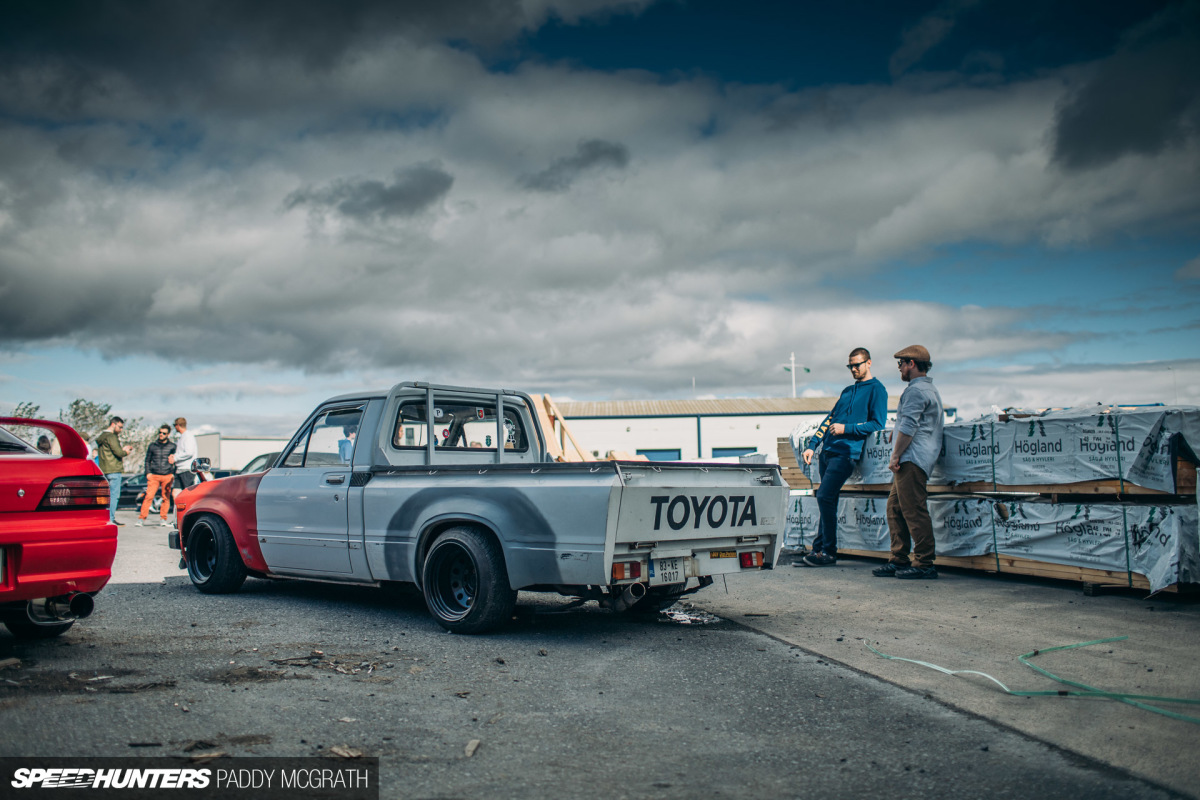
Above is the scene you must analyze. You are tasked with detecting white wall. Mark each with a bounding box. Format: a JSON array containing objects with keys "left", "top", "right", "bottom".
[
  {"left": 219, "top": 437, "right": 290, "bottom": 470},
  {"left": 569, "top": 413, "right": 830, "bottom": 462},
  {"left": 196, "top": 432, "right": 221, "bottom": 466},
  {"left": 569, "top": 416, "right": 701, "bottom": 459}
]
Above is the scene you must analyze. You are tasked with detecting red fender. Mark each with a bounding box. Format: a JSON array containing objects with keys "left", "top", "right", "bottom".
[{"left": 177, "top": 472, "right": 268, "bottom": 573}]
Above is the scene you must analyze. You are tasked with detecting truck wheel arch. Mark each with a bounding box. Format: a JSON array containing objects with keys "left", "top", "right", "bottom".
[
  {"left": 414, "top": 517, "right": 507, "bottom": 590},
  {"left": 386, "top": 487, "right": 554, "bottom": 589}
]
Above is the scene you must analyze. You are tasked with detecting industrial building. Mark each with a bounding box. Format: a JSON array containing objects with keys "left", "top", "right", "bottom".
[{"left": 558, "top": 397, "right": 921, "bottom": 462}]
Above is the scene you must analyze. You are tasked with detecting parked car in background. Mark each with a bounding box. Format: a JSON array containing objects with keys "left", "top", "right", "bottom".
[
  {"left": 0, "top": 417, "right": 117, "bottom": 638},
  {"left": 236, "top": 452, "right": 280, "bottom": 475},
  {"left": 120, "top": 461, "right": 241, "bottom": 515}
]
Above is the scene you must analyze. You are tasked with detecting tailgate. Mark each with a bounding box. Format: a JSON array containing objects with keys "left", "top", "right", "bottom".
[{"left": 608, "top": 463, "right": 788, "bottom": 579}]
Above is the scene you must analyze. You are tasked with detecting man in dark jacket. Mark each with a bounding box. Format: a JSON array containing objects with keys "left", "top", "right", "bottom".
[
  {"left": 138, "top": 424, "right": 176, "bottom": 527},
  {"left": 797, "top": 348, "right": 888, "bottom": 566}
]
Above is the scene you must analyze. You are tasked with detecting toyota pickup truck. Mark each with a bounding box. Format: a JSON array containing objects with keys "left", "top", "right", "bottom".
[{"left": 169, "top": 382, "right": 787, "bottom": 633}]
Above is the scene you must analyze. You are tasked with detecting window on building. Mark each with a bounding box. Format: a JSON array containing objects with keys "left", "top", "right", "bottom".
[
  {"left": 712, "top": 447, "right": 757, "bottom": 458},
  {"left": 636, "top": 448, "right": 681, "bottom": 461}
]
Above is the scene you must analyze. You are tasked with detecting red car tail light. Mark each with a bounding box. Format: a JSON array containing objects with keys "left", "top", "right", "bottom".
[{"left": 38, "top": 477, "right": 110, "bottom": 511}]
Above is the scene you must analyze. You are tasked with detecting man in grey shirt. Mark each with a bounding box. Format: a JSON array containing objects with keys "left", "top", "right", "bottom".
[{"left": 873, "top": 345, "right": 944, "bottom": 580}]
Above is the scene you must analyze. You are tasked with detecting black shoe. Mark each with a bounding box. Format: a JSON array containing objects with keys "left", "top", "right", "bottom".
[
  {"left": 802, "top": 553, "right": 837, "bottom": 567},
  {"left": 895, "top": 565, "right": 938, "bottom": 580},
  {"left": 871, "top": 563, "right": 902, "bottom": 577},
  {"left": 113, "top": 520, "right": 126, "bottom": 527}
]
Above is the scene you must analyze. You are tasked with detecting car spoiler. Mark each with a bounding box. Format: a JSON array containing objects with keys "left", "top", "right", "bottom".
[{"left": 0, "top": 417, "right": 91, "bottom": 459}]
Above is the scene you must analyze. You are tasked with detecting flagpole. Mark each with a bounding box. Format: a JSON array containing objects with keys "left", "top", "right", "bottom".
[{"left": 790, "top": 352, "right": 796, "bottom": 398}]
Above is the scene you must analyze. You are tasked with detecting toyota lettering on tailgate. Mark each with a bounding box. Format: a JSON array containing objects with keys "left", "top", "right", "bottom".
[{"left": 649, "top": 494, "right": 757, "bottom": 530}]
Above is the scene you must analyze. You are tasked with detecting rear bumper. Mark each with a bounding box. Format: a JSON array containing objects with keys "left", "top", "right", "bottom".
[{"left": 0, "top": 512, "right": 118, "bottom": 602}]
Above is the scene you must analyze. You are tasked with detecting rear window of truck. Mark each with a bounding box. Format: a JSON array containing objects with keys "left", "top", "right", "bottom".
[{"left": 392, "top": 399, "right": 528, "bottom": 453}]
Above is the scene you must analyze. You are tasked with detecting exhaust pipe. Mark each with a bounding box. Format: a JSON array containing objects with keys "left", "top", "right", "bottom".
[
  {"left": 26, "top": 593, "right": 94, "bottom": 624},
  {"left": 608, "top": 582, "right": 647, "bottom": 613}
]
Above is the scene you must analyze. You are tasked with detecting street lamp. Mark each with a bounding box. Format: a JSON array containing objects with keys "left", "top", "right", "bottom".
[{"left": 782, "top": 352, "right": 810, "bottom": 398}]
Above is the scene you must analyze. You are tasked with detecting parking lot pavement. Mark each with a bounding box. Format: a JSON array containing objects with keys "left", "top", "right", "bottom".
[
  {"left": 109, "top": 509, "right": 180, "bottom": 585},
  {"left": 0, "top": 573, "right": 1182, "bottom": 800},
  {"left": 694, "top": 555, "right": 1200, "bottom": 798},
  {"left": 12, "top": 510, "right": 1185, "bottom": 798}
]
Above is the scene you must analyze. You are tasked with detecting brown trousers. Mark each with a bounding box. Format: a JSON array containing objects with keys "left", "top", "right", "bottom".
[
  {"left": 139, "top": 473, "right": 174, "bottom": 520},
  {"left": 886, "top": 462, "right": 935, "bottom": 568}
]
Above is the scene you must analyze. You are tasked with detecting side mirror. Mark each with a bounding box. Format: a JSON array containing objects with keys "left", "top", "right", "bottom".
[{"left": 192, "top": 457, "right": 211, "bottom": 473}]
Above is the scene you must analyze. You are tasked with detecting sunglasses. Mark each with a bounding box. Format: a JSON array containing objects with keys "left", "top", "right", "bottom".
[
  {"left": 846, "top": 361, "right": 867, "bottom": 370},
  {"left": 897, "top": 358, "right": 913, "bottom": 367}
]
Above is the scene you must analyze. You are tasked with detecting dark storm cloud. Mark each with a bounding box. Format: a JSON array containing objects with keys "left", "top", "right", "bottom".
[
  {"left": 0, "top": 0, "right": 549, "bottom": 114},
  {"left": 1052, "top": 2, "right": 1200, "bottom": 170},
  {"left": 285, "top": 163, "right": 454, "bottom": 222},
  {"left": 520, "top": 139, "right": 630, "bottom": 192}
]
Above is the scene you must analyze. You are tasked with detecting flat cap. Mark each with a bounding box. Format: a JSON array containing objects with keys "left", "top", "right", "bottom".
[{"left": 894, "top": 344, "right": 931, "bottom": 362}]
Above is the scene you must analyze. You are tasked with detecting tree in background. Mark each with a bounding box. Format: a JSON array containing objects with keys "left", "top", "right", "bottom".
[{"left": 9, "top": 398, "right": 156, "bottom": 470}]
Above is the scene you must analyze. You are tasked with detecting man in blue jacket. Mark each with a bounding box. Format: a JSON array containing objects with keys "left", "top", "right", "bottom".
[{"left": 798, "top": 348, "right": 888, "bottom": 567}]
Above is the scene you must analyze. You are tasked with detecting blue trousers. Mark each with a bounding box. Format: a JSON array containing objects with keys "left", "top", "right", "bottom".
[
  {"left": 105, "top": 473, "right": 123, "bottom": 522},
  {"left": 813, "top": 451, "right": 855, "bottom": 558}
]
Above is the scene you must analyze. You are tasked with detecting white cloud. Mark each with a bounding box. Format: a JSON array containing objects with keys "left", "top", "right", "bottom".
[{"left": 1, "top": 16, "right": 1198, "bottom": 427}]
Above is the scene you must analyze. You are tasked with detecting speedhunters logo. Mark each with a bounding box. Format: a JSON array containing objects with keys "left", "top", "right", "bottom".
[
  {"left": 2, "top": 759, "right": 378, "bottom": 798},
  {"left": 12, "top": 768, "right": 210, "bottom": 789}
]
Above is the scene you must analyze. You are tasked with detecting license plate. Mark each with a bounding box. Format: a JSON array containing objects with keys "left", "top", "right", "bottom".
[{"left": 649, "top": 556, "right": 685, "bottom": 586}]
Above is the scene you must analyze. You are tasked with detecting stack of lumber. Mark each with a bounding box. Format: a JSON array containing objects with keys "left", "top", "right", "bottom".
[
  {"left": 776, "top": 437, "right": 811, "bottom": 490},
  {"left": 528, "top": 396, "right": 647, "bottom": 462},
  {"left": 529, "top": 394, "right": 591, "bottom": 462},
  {"left": 782, "top": 405, "right": 1200, "bottom": 593}
]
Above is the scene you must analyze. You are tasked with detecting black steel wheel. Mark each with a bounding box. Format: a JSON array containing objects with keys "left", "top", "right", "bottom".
[
  {"left": 185, "top": 514, "right": 247, "bottom": 594},
  {"left": 421, "top": 527, "right": 516, "bottom": 634},
  {"left": 2, "top": 613, "right": 74, "bottom": 639}
]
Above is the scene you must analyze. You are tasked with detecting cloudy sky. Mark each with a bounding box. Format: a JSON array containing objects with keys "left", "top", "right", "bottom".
[{"left": 1, "top": 0, "right": 1198, "bottom": 436}]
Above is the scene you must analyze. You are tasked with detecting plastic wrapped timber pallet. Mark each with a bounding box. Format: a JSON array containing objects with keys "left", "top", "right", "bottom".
[
  {"left": 789, "top": 405, "right": 1199, "bottom": 495},
  {"left": 784, "top": 492, "right": 1199, "bottom": 593}
]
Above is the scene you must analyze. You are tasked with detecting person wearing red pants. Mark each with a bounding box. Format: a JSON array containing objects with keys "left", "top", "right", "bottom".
[{"left": 138, "top": 424, "right": 176, "bottom": 527}]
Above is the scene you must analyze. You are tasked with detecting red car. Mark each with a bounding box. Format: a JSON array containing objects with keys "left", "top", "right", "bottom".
[{"left": 0, "top": 418, "right": 117, "bottom": 638}]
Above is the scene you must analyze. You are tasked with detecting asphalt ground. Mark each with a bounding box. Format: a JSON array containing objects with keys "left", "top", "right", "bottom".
[
  {"left": 0, "top": 510, "right": 1193, "bottom": 799},
  {"left": 697, "top": 551, "right": 1200, "bottom": 798}
]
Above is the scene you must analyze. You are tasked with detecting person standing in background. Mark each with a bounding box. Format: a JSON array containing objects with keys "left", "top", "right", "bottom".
[
  {"left": 172, "top": 417, "right": 198, "bottom": 498},
  {"left": 874, "top": 345, "right": 945, "bottom": 580},
  {"left": 797, "top": 347, "right": 888, "bottom": 567},
  {"left": 138, "top": 424, "right": 176, "bottom": 527},
  {"left": 96, "top": 416, "right": 133, "bottom": 526}
]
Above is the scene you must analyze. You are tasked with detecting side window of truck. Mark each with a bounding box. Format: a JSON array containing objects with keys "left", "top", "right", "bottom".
[
  {"left": 392, "top": 399, "right": 528, "bottom": 452},
  {"left": 283, "top": 406, "right": 364, "bottom": 467},
  {"left": 282, "top": 427, "right": 310, "bottom": 468}
]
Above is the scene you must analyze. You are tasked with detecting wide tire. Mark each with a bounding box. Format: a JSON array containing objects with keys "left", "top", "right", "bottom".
[
  {"left": 2, "top": 614, "right": 74, "bottom": 639},
  {"left": 186, "top": 514, "right": 247, "bottom": 594},
  {"left": 421, "top": 527, "right": 516, "bottom": 634}
]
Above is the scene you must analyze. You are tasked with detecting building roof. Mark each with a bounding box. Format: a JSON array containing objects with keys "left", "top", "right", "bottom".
[{"left": 558, "top": 396, "right": 901, "bottom": 419}]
